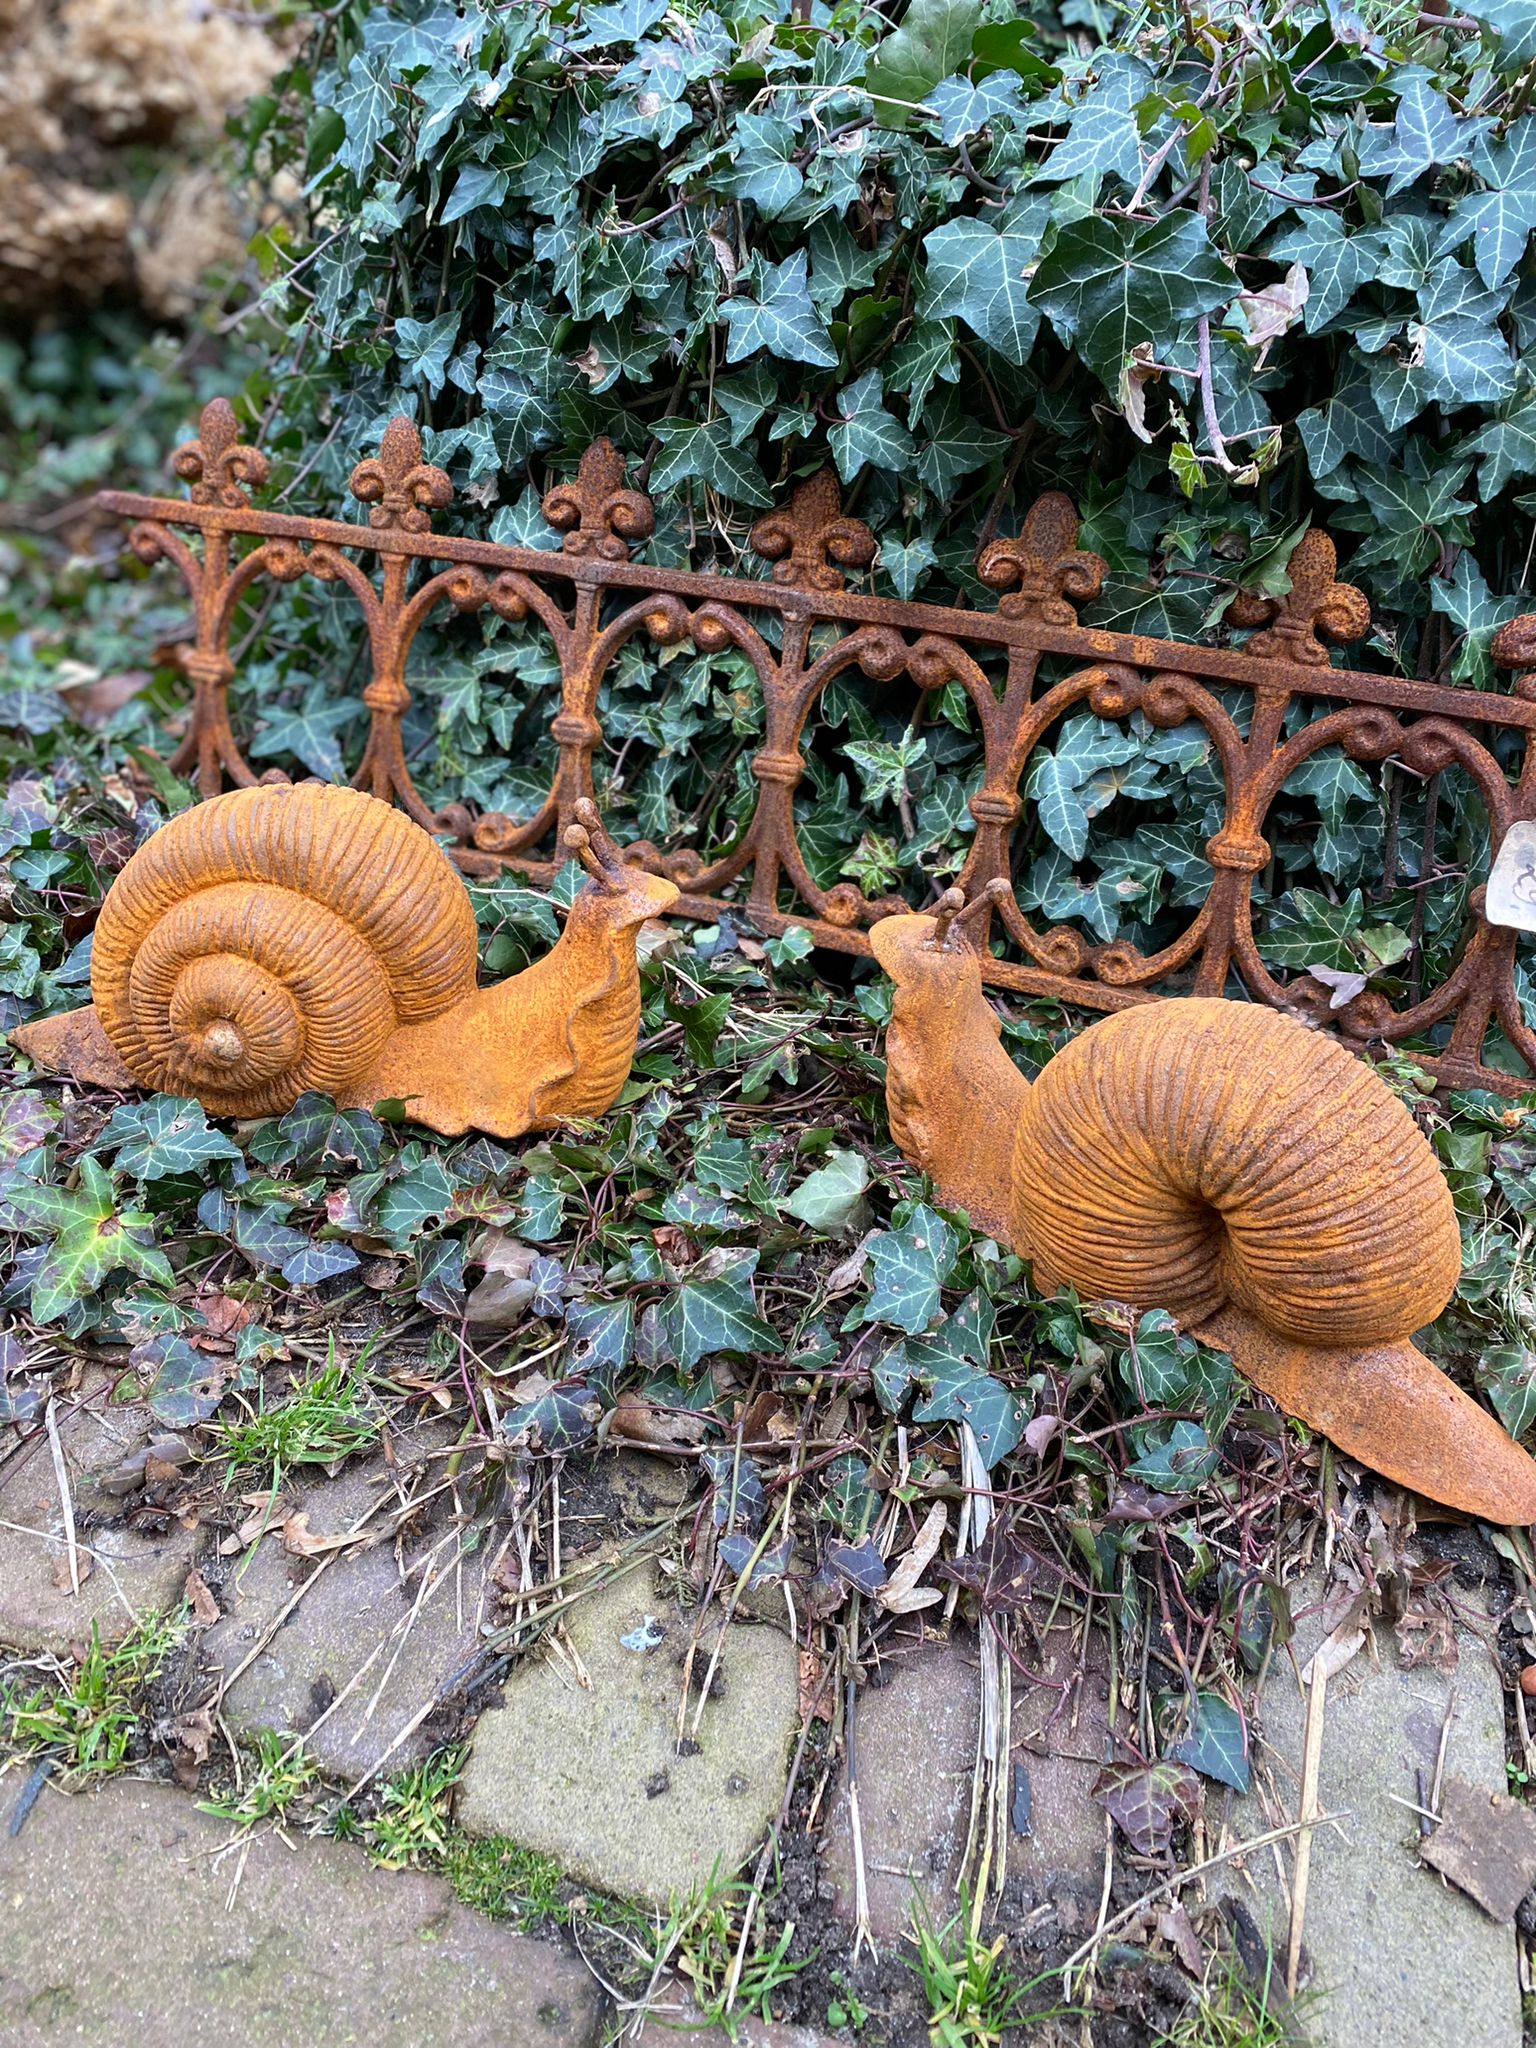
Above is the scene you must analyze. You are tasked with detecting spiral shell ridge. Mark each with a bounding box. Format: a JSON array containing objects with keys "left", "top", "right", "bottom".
[
  {"left": 91, "top": 784, "right": 479, "bottom": 1115},
  {"left": 1012, "top": 998, "right": 1460, "bottom": 1345}
]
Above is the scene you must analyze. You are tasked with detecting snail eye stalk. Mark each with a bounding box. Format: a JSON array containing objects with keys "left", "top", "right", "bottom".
[
  {"left": 928, "top": 878, "right": 1009, "bottom": 951},
  {"left": 564, "top": 798, "right": 636, "bottom": 894}
]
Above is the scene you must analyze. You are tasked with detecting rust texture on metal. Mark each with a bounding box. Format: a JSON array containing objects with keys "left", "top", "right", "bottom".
[
  {"left": 870, "top": 900, "right": 1536, "bottom": 1524},
  {"left": 11, "top": 783, "right": 678, "bottom": 1139},
  {"left": 100, "top": 398, "right": 1536, "bottom": 1095}
]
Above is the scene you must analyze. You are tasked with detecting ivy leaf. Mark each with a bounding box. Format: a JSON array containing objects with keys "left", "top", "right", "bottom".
[
  {"left": 1167, "top": 1692, "right": 1251, "bottom": 1794},
  {"left": 886, "top": 320, "right": 960, "bottom": 416},
  {"left": 1412, "top": 263, "right": 1517, "bottom": 407},
  {"left": 863, "top": 1203, "right": 959, "bottom": 1333},
  {"left": 928, "top": 72, "right": 1027, "bottom": 145},
  {"left": 662, "top": 1251, "right": 782, "bottom": 1368},
  {"left": 829, "top": 370, "right": 915, "bottom": 480},
  {"left": 1267, "top": 212, "right": 1374, "bottom": 331},
  {"left": 143, "top": 1337, "right": 227, "bottom": 1428},
  {"left": 1471, "top": 0, "right": 1536, "bottom": 63},
  {"left": 1296, "top": 362, "right": 1399, "bottom": 479},
  {"left": 248, "top": 1094, "right": 385, "bottom": 1173},
  {"left": 1125, "top": 1419, "right": 1221, "bottom": 1493},
  {"left": 1439, "top": 117, "right": 1536, "bottom": 289},
  {"left": 570, "top": 0, "right": 668, "bottom": 52},
  {"left": 1030, "top": 211, "right": 1235, "bottom": 382},
  {"left": 1480, "top": 1344, "right": 1536, "bottom": 1438},
  {"left": 1033, "top": 53, "right": 1149, "bottom": 187},
  {"left": 566, "top": 1297, "right": 635, "bottom": 1375},
  {"left": 373, "top": 1158, "right": 457, "bottom": 1249},
  {"left": 520, "top": 1174, "right": 567, "bottom": 1242},
  {"left": 911, "top": 388, "right": 1008, "bottom": 493},
  {"left": 331, "top": 50, "right": 393, "bottom": 179},
  {"left": 922, "top": 218, "right": 1042, "bottom": 366},
  {"left": 881, "top": 536, "right": 938, "bottom": 599},
  {"left": 1342, "top": 456, "right": 1475, "bottom": 577},
  {"left": 281, "top": 1239, "right": 362, "bottom": 1288},
  {"left": 94, "top": 1097, "right": 243, "bottom": 1182},
  {"left": 441, "top": 161, "right": 511, "bottom": 225},
  {"left": 250, "top": 689, "right": 356, "bottom": 781},
  {"left": 1358, "top": 74, "right": 1475, "bottom": 197},
  {"left": 394, "top": 312, "right": 463, "bottom": 395},
  {"left": 1430, "top": 553, "right": 1520, "bottom": 687},
  {"left": 12, "top": 1156, "right": 173, "bottom": 1322},
  {"left": 719, "top": 114, "right": 804, "bottom": 218},
  {"left": 821, "top": 1451, "right": 881, "bottom": 1537},
  {"left": 784, "top": 1148, "right": 870, "bottom": 1233},
  {"left": 720, "top": 252, "right": 838, "bottom": 368},
  {"left": 1258, "top": 886, "right": 1365, "bottom": 972},
  {"left": 864, "top": 0, "right": 983, "bottom": 126},
  {"left": 912, "top": 1362, "right": 1026, "bottom": 1467},
  {"left": 1462, "top": 388, "right": 1536, "bottom": 500},
  {"left": 501, "top": 1379, "right": 603, "bottom": 1453},
  {"left": 651, "top": 418, "right": 772, "bottom": 504}
]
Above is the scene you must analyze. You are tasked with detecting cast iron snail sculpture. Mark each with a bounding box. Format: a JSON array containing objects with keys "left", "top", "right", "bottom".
[
  {"left": 871, "top": 880, "right": 1536, "bottom": 1525},
  {"left": 10, "top": 781, "right": 678, "bottom": 1139}
]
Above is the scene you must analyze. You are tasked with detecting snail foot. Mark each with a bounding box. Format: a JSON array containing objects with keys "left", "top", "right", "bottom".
[
  {"left": 9, "top": 1004, "right": 138, "bottom": 1093},
  {"left": 1201, "top": 1306, "right": 1536, "bottom": 1526}
]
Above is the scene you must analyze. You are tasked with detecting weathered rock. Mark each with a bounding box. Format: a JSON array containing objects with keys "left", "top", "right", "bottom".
[
  {"left": 204, "top": 1437, "right": 489, "bottom": 1784},
  {"left": 456, "top": 1569, "right": 799, "bottom": 1908},
  {"left": 0, "top": 1778, "right": 603, "bottom": 2048},
  {"left": 823, "top": 1626, "right": 1109, "bottom": 1940},
  {"left": 1213, "top": 1564, "right": 1520, "bottom": 2048},
  {"left": 0, "top": 1379, "right": 202, "bottom": 1654}
]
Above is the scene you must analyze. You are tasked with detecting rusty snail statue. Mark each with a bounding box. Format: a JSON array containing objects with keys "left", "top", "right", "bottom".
[
  {"left": 871, "top": 881, "right": 1536, "bottom": 1524},
  {"left": 11, "top": 782, "right": 678, "bottom": 1139}
]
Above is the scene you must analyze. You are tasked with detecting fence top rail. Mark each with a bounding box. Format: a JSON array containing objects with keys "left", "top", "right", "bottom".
[{"left": 99, "top": 479, "right": 1536, "bottom": 737}]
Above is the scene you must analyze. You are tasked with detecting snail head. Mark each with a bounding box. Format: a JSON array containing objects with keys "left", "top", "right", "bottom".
[
  {"left": 870, "top": 881, "right": 1008, "bottom": 998},
  {"left": 563, "top": 798, "right": 679, "bottom": 927}
]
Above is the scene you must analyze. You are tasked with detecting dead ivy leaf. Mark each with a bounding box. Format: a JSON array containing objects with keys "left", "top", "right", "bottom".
[
  {"left": 1235, "top": 263, "right": 1309, "bottom": 369},
  {"left": 1093, "top": 1759, "right": 1203, "bottom": 1855},
  {"left": 184, "top": 1566, "right": 220, "bottom": 1625},
  {"left": 465, "top": 1230, "right": 540, "bottom": 1326},
  {"left": 610, "top": 1386, "right": 707, "bottom": 1449},
  {"left": 1420, "top": 1777, "right": 1536, "bottom": 1922},
  {"left": 878, "top": 1500, "right": 948, "bottom": 1613}
]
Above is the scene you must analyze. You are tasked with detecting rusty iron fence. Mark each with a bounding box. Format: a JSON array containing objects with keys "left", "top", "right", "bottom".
[{"left": 98, "top": 398, "right": 1536, "bottom": 1096}]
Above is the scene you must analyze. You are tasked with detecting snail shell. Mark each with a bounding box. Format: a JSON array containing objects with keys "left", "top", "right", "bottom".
[
  {"left": 1012, "top": 998, "right": 1460, "bottom": 1345},
  {"left": 91, "top": 784, "right": 479, "bottom": 1117}
]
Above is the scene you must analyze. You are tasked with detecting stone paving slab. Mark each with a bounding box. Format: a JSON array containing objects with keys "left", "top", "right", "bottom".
[
  {"left": 204, "top": 1440, "right": 489, "bottom": 1784},
  {"left": 0, "top": 1778, "right": 604, "bottom": 2048},
  {"left": 456, "top": 1568, "right": 799, "bottom": 1908},
  {"left": 1213, "top": 1565, "right": 1520, "bottom": 2048},
  {"left": 823, "top": 1625, "right": 1109, "bottom": 1940},
  {"left": 631, "top": 1984, "right": 832, "bottom": 2045},
  {"left": 0, "top": 1379, "right": 203, "bottom": 1654}
]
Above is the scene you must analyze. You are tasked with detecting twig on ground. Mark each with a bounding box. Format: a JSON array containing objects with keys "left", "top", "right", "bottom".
[
  {"left": 1062, "top": 1810, "right": 1351, "bottom": 1996},
  {"left": 43, "top": 1398, "right": 79, "bottom": 1600}
]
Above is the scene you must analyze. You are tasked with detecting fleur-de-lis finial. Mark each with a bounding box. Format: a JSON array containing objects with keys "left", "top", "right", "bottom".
[
  {"left": 748, "top": 471, "right": 878, "bottom": 592},
  {"left": 349, "top": 417, "right": 454, "bottom": 533},
  {"left": 976, "top": 493, "right": 1105, "bottom": 624},
  {"left": 169, "top": 398, "right": 269, "bottom": 509},
  {"left": 1228, "top": 527, "right": 1370, "bottom": 667},
  {"left": 542, "top": 439, "right": 655, "bottom": 560}
]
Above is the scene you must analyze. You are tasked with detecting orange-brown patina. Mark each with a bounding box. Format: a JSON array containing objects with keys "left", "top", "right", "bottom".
[
  {"left": 871, "top": 889, "right": 1536, "bottom": 1526},
  {"left": 12, "top": 782, "right": 676, "bottom": 1140}
]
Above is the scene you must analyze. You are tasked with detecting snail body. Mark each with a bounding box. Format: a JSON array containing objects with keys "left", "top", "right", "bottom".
[
  {"left": 871, "top": 899, "right": 1536, "bottom": 1524},
  {"left": 12, "top": 782, "right": 677, "bottom": 1140}
]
